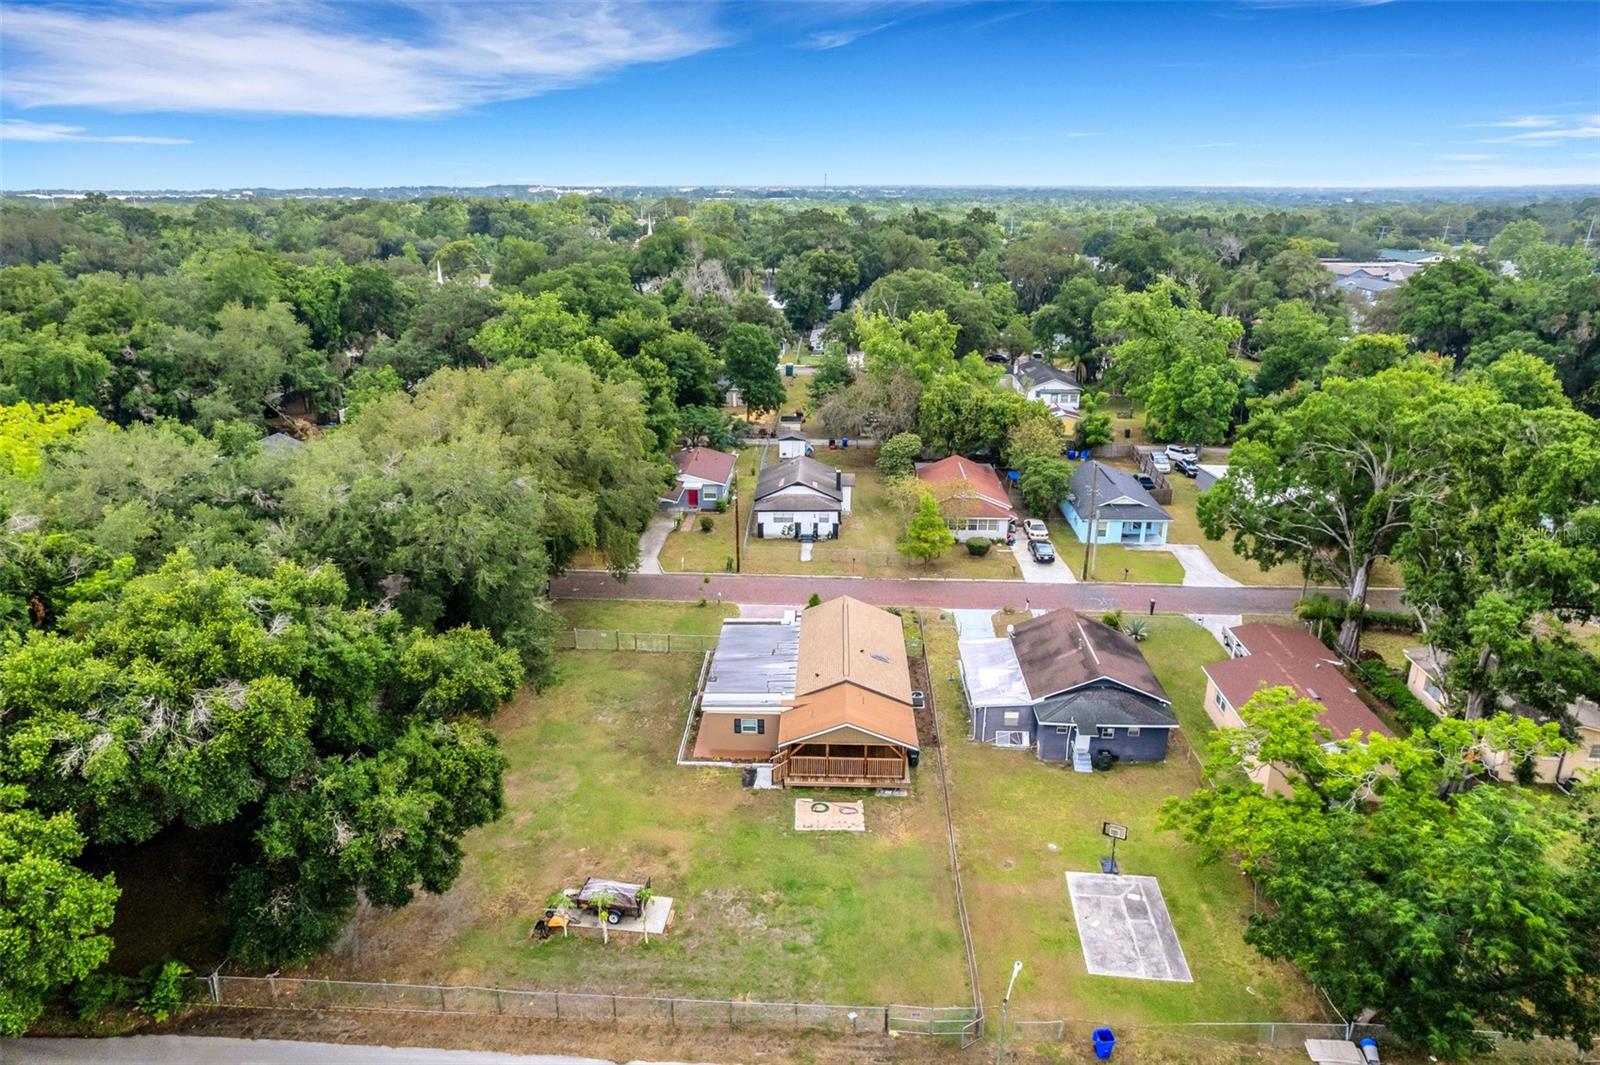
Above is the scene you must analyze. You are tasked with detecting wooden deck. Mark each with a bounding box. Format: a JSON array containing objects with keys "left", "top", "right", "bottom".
[{"left": 773, "top": 745, "right": 911, "bottom": 788}]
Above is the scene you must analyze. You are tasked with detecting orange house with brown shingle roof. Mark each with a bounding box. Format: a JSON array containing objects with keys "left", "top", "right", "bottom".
[{"left": 774, "top": 596, "right": 920, "bottom": 787}]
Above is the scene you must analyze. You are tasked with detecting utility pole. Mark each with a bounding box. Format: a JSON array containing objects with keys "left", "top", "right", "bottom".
[{"left": 1080, "top": 462, "right": 1100, "bottom": 582}]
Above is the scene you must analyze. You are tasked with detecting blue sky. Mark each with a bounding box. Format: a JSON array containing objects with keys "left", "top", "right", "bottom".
[{"left": 2, "top": 1, "right": 1597, "bottom": 190}]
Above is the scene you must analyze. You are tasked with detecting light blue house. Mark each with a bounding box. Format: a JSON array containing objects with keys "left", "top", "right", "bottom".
[{"left": 1061, "top": 462, "right": 1172, "bottom": 546}]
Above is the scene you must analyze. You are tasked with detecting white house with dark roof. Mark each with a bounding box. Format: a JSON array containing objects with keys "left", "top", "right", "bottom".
[
  {"left": 751, "top": 455, "right": 854, "bottom": 540},
  {"left": 1062, "top": 461, "right": 1171, "bottom": 545},
  {"left": 1004, "top": 356, "right": 1082, "bottom": 414}
]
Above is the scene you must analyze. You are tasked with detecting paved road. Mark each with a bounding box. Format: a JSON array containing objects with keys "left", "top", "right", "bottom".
[
  {"left": 551, "top": 571, "right": 1405, "bottom": 615},
  {"left": 9, "top": 1037, "right": 637, "bottom": 1065}
]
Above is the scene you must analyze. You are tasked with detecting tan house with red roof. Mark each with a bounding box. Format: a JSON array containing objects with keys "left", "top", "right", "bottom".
[
  {"left": 1203, "top": 622, "right": 1393, "bottom": 794},
  {"left": 667, "top": 447, "right": 737, "bottom": 511},
  {"left": 915, "top": 456, "right": 1016, "bottom": 542}
]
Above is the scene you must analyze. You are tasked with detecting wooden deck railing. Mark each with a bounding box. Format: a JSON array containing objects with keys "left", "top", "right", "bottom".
[{"left": 785, "top": 755, "right": 907, "bottom": 783}]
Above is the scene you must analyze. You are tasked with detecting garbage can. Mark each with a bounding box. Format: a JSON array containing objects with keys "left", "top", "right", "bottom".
[
  {"left": 1092, "top": 1027, "right": 1116, "bottom": 1060},
  {"left": 785, "top": 363, "right": 794, "bottom": 377}
]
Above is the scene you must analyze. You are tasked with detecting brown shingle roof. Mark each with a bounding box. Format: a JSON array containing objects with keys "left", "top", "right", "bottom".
[
  {"left": 779, "top": 685, "right": 920, "bottom": 749},
  {"left": 916, "top": 456, "right": 1014, "bottom": 520},
  {"left": 672, "top": 447, "right": 736, "bottom": 484},
  {"left": 1204, "top": 623, "right": 1393, "bottom": 740},
  {"left": 795, "top": 596, "right": 912, "bottom": 703},
  {"left": 1009, "top": 609, "right": 1168, "bottom": 703}
]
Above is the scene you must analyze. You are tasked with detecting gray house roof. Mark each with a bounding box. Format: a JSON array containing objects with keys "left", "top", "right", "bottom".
[
  {"left": 1008, "top": 357, "right": 1081, "bottom": 392},
  {"left": 1336, "top": 274, "right": 1399, "bottom": 294},
  {"left": 753, "top": 456, "right": 855, "bottom": 509},
  {"left": 1010, "top": 609, "right": 1169, "bottom": 705},
  {"left": 1065, "top": 462, "right": 1172, "bottom": 524},
  {"left": 1034, "top": 686, "right": 1179, "bottom": 728}
]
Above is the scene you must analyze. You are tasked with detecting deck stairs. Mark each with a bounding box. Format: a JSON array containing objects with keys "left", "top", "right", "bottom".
[{"left": 1072, "top": 733, "right": 1093, "bottom": 773}]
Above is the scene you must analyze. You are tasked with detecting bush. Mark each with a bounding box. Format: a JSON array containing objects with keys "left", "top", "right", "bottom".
[
  {"left": 1296, "top": 594, "right": 1417, "bottom": 634},
  {"left": 715, "top": 497, "right": 729, "bottom": 513},
  {"left": 723, "top": 556, "right": 734, "bottom": 571},
  {"left": 699, "top": 515, "right": 714, "bottom": 533},
  {"left": 966, "top": 536, "right": 992, "bottom": 556},
  {"left": 697, "top": 596, "right": 708, "bottom": 607},
  {"left": 73, "top": 974, "right": 136, "bottom": 1022},
  {"left": 877, "top": 432, "right": 923, "bottom": 479},
  {"left": 807, "top": 593, "right": 822, "bottom": 607},
  {"left": 1101, "top": 609, "right": 1124, "bottom": 631},
  {"left": 1124, "top": 618, "right": 1148, "bottom": 642},
  {"left": 138, "top": 960, "right": 191, "bottom": 1022},
  {"left": 1352, "top": 659, "right": 1435, "bottom": 735}
]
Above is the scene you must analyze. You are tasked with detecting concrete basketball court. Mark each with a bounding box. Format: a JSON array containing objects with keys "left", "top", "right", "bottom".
[{"left": 1065, "top": 872, "right": 1192, "bottom": 982}]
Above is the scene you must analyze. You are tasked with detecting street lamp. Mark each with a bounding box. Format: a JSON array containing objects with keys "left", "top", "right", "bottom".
[{"left": 996, "top": 960, "right": 1023, "bottom": 1065}]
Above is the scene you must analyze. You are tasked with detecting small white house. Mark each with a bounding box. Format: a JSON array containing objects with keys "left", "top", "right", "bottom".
[
  {"left": 751, "top": 456, "right": 854, "bottom": 540},
  {"left": 776, "top": 430, "right": 810, "bottom": 460},
  {"left": 1004, "top": 357, "right": 1082, "bottom": 415}
]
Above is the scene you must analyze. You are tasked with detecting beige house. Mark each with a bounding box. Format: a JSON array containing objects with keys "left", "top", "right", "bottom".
[
  {"left": 1202, "top": 623, "right": 1393, "bottom": 794},
  {"left": 1403, "top": 646, "right": 1600, "bottom": 785}
]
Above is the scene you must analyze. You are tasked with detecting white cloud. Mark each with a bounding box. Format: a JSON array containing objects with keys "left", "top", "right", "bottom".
[
  {"left": 0, "top": 2, "right": 724, "bottom": 118},
  {"left": 1470, "top": 113, "right": 1600, "bottom": 144},
  {"left": 0, "top": 119, "right": 191, "bottom": 145},
  {"left": 805, "top": 22, "right": 895, "bottom": 50},
  {"left": 1468, "top": 115, "right": 1562, "bottom": 129}
]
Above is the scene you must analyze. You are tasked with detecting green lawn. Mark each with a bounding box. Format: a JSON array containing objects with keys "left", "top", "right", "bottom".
[
  {"left": 297, "top": 645, "right": 968, "bottom": 1006},
  {"left": 741, "top": 446, "right": 1023, "bottom": 580},
  {"left": 1083, "top": 542, "right": 1186, "bottom": 584},
  {"left": 553, "top": 599, "right": 737, "bottom": 635},
  {"left": 659, "top": 446, "right": 765, "bottom": 574},
  {"left": 1360, "top": 630, "right": 1416, "bottom": 671},
  {"left": 923, "top": 611, "right": 1322, "bottom": 1026}
]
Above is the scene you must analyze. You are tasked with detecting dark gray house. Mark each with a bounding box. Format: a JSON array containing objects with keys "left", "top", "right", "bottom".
[{"left": 957, "top": 609, "right": 1175, "bottom": 770}]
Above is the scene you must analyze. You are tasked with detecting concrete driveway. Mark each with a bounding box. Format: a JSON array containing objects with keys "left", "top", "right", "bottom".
[
  {"left": 1011, "top": 538, "right": 1077, "bottom": 583},
  {"left": 634, "top": 513, "right": 676, "bottom": 575}
]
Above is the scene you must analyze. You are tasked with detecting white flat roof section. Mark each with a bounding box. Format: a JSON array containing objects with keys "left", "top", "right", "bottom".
[
  {"left": 702, "top": 619, "right": 801, "bottom": 704},
  {"left": 957, "top": 637, "right": 1033, "bottom": 706}
]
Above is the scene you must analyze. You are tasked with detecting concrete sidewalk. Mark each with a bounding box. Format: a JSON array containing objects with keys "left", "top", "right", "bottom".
[{"left": 551, "top": 571, "right": 1402, "bottom": 616}]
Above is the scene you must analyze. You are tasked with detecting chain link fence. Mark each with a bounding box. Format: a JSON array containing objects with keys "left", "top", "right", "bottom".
[
  {"left": 199, "top": 975, "right": 960, "bottom": 1039},
  {"left": 555, "top": 629, "right": 720, "bottom": 653}
]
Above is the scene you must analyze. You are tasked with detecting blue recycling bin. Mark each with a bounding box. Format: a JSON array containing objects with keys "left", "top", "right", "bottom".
[{"left": 1092, "top": 1027, "right": 1116, "bottom": 1060}]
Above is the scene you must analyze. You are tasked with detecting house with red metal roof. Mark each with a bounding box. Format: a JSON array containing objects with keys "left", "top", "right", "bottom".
[{"left": 915, "top": 455, "right": 1016, "bottom": 543}]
